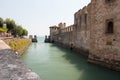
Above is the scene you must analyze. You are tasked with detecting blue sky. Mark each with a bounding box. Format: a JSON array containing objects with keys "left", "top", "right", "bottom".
[{"left": 0, "top": 0, "right": 90, "bottom": 36}]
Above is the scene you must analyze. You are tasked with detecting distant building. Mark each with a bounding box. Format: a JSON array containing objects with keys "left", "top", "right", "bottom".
[
  {"left": 0, "top": 23, "right": 10, "bottom": 37},
  {"left": 29, "top": 35, "right": 37, "bottom": 42},
  {"left": 29, "top": 35, "right": 33, "bottom": 39},
  {"left": 3, "top": 23, "right": 7, "bottom": 28}
]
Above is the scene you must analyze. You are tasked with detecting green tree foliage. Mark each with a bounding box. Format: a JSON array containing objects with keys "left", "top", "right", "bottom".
[
  {"left": 0, "top": 17, "right": 28, "bottom": 37},
  {"left": 12, "top": 25, "right": 28, "bottom": 37},
  {"left": 22, "top": 29, "right": 28, "bottom": 36},
  {"left": 5, "top": 18, "right": 16, "bottom": 32},
  {"left": 0, "top": 17, "right": 3, "bottom": 27}
]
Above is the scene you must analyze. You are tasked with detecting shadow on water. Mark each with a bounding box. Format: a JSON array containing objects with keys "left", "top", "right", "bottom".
[{"left": 50, "top": 43, "right": 120, "bottom": 80}]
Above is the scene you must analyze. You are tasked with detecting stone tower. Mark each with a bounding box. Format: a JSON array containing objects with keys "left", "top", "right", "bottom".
[
  {"left": 58, "top": 22, "right": 66, "bottom": 29},
  {"left": 89, "top": 0, "right": 120, "bottom": 71},
  {"left": 49, "top": 26, "right": 58, "bottom": 42}
]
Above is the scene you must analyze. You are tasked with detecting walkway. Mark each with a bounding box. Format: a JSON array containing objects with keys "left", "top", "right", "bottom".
[
  {"left": 0, "top": 39, "right": 41, "bottom": 80},
  {"left": 0, "top": 40, "right": 10, "bottom": 50}
]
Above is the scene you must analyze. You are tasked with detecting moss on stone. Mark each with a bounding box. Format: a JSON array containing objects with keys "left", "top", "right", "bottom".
[{"left": 3, "top": 38, "right": 31, "bottom": 56}]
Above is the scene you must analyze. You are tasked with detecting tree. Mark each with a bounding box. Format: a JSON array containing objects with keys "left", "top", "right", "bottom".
[
  {"left": 5, "top": 18, "right": 16, "bottom": 32},
  {"left": 17, "top": 26, "right": 23, "bottom": 36},
  {"left": 0, "top": 17, "right": 3, "bottom": 27},
  {"left": 12, "top": 25, "right": 22, "bottom": 37},
  {"left": 0, "top": 17, "right": 28, "bottom": 37},
  {"left": 22, "top": 29, "right": 28, "bottom": 36}
]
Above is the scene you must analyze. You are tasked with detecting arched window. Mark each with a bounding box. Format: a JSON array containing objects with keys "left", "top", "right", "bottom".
[
  {"left": 85, "top": 14, "right": 87, "bottom": 24},
  {"left": 106, "top": 21, "right": 114, "bottom": 33}
]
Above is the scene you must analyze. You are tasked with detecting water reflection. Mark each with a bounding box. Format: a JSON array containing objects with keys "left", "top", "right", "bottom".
[
  {"left": 51, "top": 44, "right": 120, "bottom": 80},
  {"left": 21, "top": 37, "right": 120, "bottom": 80}
]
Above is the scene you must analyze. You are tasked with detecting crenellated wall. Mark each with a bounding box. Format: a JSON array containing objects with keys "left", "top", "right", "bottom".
[
  {"left": 73, "top": 5, "right": 91, "bottom": 55},
  {"left": 48, "top": 0, "right": 120, "bottom": 71},
  {"left": 50, "top": 23, "right": 74, "bottom": 47}
]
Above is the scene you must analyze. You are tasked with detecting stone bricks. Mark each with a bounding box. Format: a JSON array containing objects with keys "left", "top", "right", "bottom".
[
  {"left": 89, "top": 0, "right": 120, "bottom": 71},
  {"left": 0, "top": 49, "right": 41, "bottom": 80},
  {"left": 49, "top": 0, "right": 120, "bottom": 71}
]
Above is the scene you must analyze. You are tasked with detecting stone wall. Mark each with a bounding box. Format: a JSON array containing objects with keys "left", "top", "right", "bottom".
[
  {"left": 73, "top": 4, "right": 91, "bottom": 55},
  {"left": 49, "top": 0, "right": 120, "bottom": 71},
  {"left": 50, "top": 24, "right": 74, "bottom": 48},
  {"left": 88, "top": 0, "right": 120, "bottom": 71}
]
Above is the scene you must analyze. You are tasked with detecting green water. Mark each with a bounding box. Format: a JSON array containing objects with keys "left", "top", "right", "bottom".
[{"left": 21, "top": 37, "right": 120, "bottom": 80}]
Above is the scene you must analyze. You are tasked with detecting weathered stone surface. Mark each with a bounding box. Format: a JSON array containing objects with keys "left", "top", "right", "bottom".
[
  {"left": 0, "top": 39, "right": 41, "bottom": 80},
  {"left": 0, "top": 49, "right": 41, "bottom": 80},
  {"left": 0, "top": 40, "right": 10, "bottom": 50},
  {"left": 89, "top": 0, "right": 120, "bottom": 71},
  {"left": 48, "top": 0, "right": 120, "bottom": 71}
]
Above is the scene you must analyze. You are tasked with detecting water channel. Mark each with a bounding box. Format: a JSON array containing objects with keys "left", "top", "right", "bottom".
[{"left": 21, "top": 37, "right": 120, "bottom": 80}]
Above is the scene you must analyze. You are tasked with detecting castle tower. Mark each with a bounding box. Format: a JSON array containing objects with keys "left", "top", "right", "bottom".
[
  {"left": 49, "top": 26, "right": 58, "bottom": 42},
  {"left": 58, "top": 22, "right": 66, "bottom": 29}
]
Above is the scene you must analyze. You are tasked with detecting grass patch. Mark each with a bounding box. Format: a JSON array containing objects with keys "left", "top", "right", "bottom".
[
  {"left": 0, "top": 28, "right": 8, "bottom": 32},
  {"left": 3, "top": 38, "right": 31, "bottom": 52}
]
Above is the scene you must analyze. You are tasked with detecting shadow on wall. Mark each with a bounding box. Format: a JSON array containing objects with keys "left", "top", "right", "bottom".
[{"left": 50, "top": 44, "right": 120, "bottom": 80}]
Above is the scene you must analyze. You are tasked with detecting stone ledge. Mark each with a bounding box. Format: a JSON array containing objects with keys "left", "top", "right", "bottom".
[
  {"left": 88, "top": 54, "right": 120, "bottom": 71},
  {"left": 0, "top": 49, "right": 41, "bottom": 80}
]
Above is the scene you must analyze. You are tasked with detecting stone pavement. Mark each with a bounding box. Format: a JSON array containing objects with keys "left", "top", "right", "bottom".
[
  {"left": 0, "top": 40, "right": 10, "bottom": 50},
  {"left": 0, "top": 40, "right": 41, "bottom": 80}
]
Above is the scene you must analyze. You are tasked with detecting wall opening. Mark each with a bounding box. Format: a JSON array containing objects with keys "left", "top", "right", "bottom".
[
  {"left": 106, "top": 19, "right": 114, "bottom": 33},
  {"left": 105, "top": 0, "right": 115, "bottom": 3},
  {"left": 85, "top": 14, "right": 87, "bottom": 24}
]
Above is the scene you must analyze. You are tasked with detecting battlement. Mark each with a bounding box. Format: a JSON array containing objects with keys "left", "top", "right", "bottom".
[{"left": 48, "top": 0, "right": 120, "bottom": 71}]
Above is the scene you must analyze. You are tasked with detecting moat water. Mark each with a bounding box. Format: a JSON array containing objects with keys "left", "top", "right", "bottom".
[{"left": 21, "top": 37, "right": 120, "bottom": 80}]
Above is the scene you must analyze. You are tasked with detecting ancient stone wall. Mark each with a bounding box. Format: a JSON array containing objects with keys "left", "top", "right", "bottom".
[
  {"left": 49, "top": 26, "right": 59, "bottom": 42},
  {"left": 89, "top": 0, "right": 120, "bottom": 71},
  {"left": 49, "top": 0, "right": 120, "bottom": 71},
  {"left": 73, "top": 5, "right": 91, "bottom": 55},
  {"left": 50, "top": 24, "right": 74, "bottom": 48}
]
